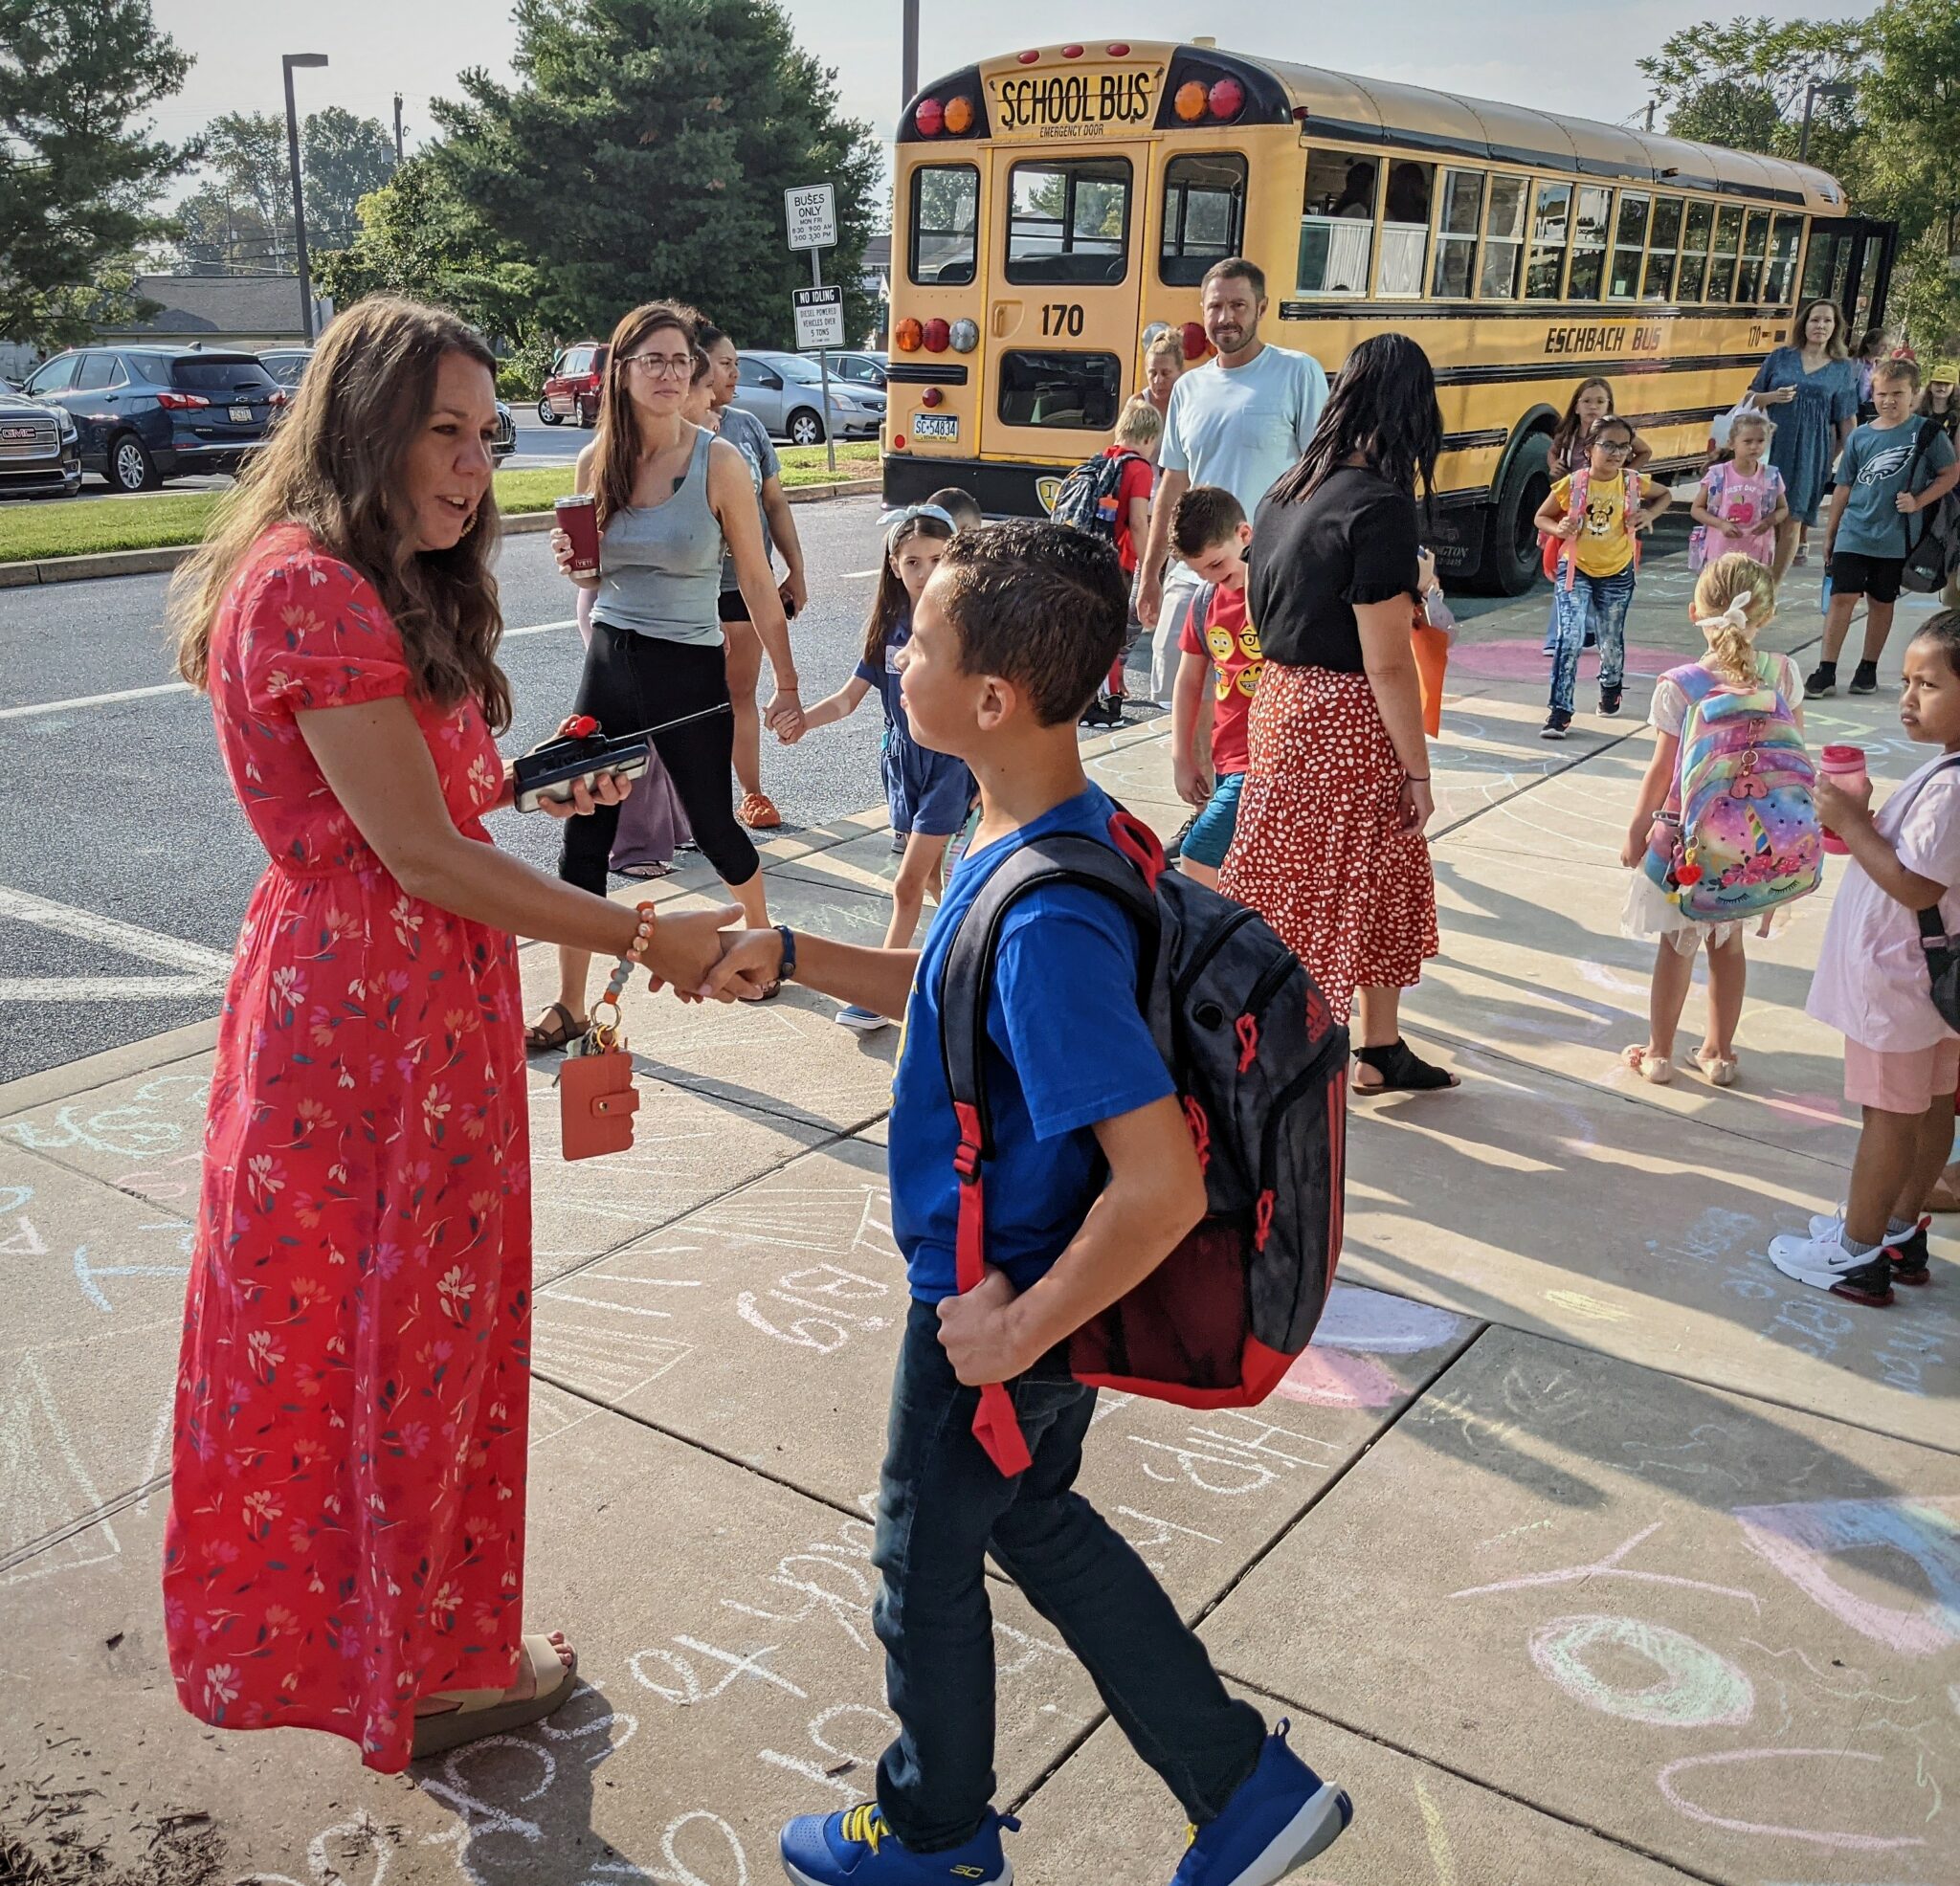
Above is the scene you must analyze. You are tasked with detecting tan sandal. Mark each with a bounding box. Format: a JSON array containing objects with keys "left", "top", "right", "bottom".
[
  {"left": 1694, "top": 1047, "right": 1739, "bottom": 1087},
  {"left": 739, "top": 791, "right": 782, "bottom": 831},
  {"left": 412, "top": 1632, "right": 577, "bottom": 1760},
  {"left": 1928, "top": 1165, "right": 1960, "bottom": 1212},
  {"left": 1620, "top": 1044, "right": 1674, "bottom": 1084}
]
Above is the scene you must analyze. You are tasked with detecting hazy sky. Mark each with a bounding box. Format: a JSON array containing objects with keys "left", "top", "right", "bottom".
[{"left": 148, "top": 1, "right": 1875, "bottom": 164}]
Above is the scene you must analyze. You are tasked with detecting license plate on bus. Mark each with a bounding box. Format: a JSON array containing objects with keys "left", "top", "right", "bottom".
[
  {"left": 911, "top": 413, "right": 958, "bottom": 441},
  {"left": 230, "top": 405, "right": 252, "bottom": 423}
]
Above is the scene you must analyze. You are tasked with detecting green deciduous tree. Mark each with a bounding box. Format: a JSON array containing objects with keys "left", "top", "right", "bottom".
[
  {"left": 431, "top": 0, "right": 883, "bottom": 346},
  {"left": 201, "top": 110, "right": 293, "bottom": 268},
  {"left": 0, "top": 0, "right": 195, "bottom": 344},
  {"left": 312, "top": 156, "right": 540, "bottom": 350},
  {"left": 302, "top": 107, "right": 397, "bottom": 251}
]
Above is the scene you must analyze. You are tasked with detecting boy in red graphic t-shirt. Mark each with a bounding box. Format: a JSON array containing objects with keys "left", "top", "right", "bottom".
[{"left": 1169, "top": 486, "right": 1259, "bottom": 889}]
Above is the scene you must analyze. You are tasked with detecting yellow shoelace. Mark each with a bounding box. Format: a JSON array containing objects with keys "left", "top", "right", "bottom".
[{"left": 841, "top": 1804, "right": 890, "bottom": 1853}]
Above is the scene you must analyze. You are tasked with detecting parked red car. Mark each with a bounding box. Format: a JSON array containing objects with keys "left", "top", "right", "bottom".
[{"left": 538, "top": 342, "right": 608, "bottom": 428}]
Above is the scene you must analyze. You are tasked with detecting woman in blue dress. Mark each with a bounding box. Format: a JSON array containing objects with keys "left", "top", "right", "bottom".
[{"left": 1747, "top": 299, "right": 1859, "bottom": 583}]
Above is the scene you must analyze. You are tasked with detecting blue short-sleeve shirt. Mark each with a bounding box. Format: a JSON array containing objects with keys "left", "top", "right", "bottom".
[
  {"left": 888, "top": 784, "right": 1175, "bottom": 1302},
  {"left": 854, "top": 613, "right": 912, "bottom": 736}
]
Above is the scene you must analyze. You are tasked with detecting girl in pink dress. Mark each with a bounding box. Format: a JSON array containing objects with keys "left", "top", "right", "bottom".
[
  {"left": 163, "top": 298, "right": 738, "bottom": 1772},
  {"left": 1689, "top": 409, "right": 1790, "bottom": 570}
]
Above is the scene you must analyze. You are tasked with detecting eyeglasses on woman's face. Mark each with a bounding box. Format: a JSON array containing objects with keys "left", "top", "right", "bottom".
[{"left": 619, "top": 351, "right": 694, "bottom": 380}]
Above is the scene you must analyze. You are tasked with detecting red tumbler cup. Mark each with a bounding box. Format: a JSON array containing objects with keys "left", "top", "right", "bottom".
[
  {"left": 555, "top": 493, "right": 600, "bottom": 580},
  {"left": 1818, "top": 743, "right": 1868, "bottom": 855}
]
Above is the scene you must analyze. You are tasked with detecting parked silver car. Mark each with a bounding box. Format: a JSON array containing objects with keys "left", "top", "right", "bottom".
[
  {"left": 811, "top": 349, "right": 888, "bottom": 390},
  {"left": 731, "top": 349, "right": 884, "bottom": 447}
]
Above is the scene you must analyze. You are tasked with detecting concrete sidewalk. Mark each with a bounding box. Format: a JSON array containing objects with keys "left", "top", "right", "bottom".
[{"left": 3, "top": 553, "right": 1957, "bottom": 1885}]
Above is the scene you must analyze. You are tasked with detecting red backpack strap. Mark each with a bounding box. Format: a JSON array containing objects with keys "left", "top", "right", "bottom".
[
  {"left": 937, "top": 829, "right": 1160, "bottom": 1476},
  {"left": 1562, "top": 467, "right": 1590, "bottom": 588},
  {"left": 1628, "top": 470, "right": 1643, "bottom": 572}
]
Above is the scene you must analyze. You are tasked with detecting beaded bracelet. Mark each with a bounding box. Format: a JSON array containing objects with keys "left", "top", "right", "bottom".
[{"left": 598, "top": 901, "right": 659, "bottom": 1011}]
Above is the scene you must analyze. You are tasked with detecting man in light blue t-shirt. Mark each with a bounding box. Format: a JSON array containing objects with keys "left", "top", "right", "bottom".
[{"left": 1135, "top": 258, "right": 1328, "bottom": 704}]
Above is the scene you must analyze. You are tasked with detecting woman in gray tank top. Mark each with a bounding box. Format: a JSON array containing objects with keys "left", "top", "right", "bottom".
[{"left": 529, "top": 300, "right": 802, "bottom": 1052}]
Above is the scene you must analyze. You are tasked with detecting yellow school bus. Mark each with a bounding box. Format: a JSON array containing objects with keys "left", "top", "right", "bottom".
[{"left": 882, "top": 39, "right": 1893, "bottom": 590}]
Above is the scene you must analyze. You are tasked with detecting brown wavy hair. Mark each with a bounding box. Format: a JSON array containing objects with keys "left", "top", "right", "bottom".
[
  {"left": 170, "top": 297, "right": 511, "bottom": 731},
  {"left": 592, "top": 300, "right": 698, "bottom": 534},
  {"left": 1793, "top": 298, "right": 1849, "bottom": 360}
]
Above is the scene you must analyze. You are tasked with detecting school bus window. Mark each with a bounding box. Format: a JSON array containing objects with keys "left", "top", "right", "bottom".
[
  {"left": 1378, "top": 162, "right": 1435, "bottom": 298},
  {"left": 909, "top": 165, "right": 979, "bottom": 287},
  {"left": 1161, "top": 153, "right": 1247, "bottom": 287},
  {"left": 1479, "top": 174, "right": 1527, "bottom": 299},
  {"left": 1526, "top": 181, "right": 1570, "bottom": 300},
  {"left": 1006, "top": 158, "right": 1131, "bottom": 287},
  {"left": 1642, "top": 196, "right": 1682, "bottom": 300},
  {"left": 1298, "top": 149, "right": 1378, "bottom": 297},
  {"left": 1609, "top": 192, "right": 1650, "bottom": 300},
  {"left": 1566, "top": 186, "right": 1612, "bottom": 300},
  {"left": 1765, "top": 213, "right": 1804, "bottom": 305},
  {"left": 1735, "top": 211, "right": 1771, "bottom": 302},
  {"left": 1431, "top": 169, "right": 1483, "bottom": 299},
  {"left": 996, "top": 350, "right": 1123, "bottom": 431},
  {"left": 1678, "top": 200, "right": 1714, "bottom": 300},
  {"left": 1705, "top": 204, "right": 1744, "bottom": 302}
]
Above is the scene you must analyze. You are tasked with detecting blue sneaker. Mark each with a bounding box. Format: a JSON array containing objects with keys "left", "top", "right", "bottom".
[
  {"left": 779, "top": 1802, "right": 1018, "bottom": 1885},
  {"left": 1171, "top": 1721, "right": 1351, "bottom": 1885},
  {"left": 835, "top": 1004, "right": 890, "bottom": 1033}
]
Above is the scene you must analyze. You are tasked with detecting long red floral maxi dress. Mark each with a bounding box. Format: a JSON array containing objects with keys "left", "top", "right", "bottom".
[{"left": 164, "top": 525, "right": 532, "bottom": 1773}]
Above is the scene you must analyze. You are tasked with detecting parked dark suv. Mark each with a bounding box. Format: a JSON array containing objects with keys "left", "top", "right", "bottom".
[
  {"left": 0, "top": 387, "right": 82, "bottom": 498},
  {"left": 23, "top": 346, "right": 286, "bottom": 492}
]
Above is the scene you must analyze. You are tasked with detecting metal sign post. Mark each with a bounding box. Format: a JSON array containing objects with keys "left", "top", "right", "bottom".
[{"left": 785, "top": 185, "right": 840, "bottom": 476}]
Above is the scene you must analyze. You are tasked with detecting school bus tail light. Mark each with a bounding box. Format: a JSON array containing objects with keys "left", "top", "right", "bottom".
[
  {"left": 949, "top": 318, "right": 980, "bottom": 353},
  {"left": 923, "top": 319, "right": 951, "bottom": 353},
  {"left": 921, "top": 388, "right": 945, "bottom": 408},
  {"left": 1182, "top": 321, "right": 1212, "bottom": 363},
  {"left": 895, "top": 318, "right": 924, "bottom": 353}
]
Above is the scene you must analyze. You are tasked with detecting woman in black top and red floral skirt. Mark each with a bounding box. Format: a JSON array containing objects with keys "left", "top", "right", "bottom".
[{"left": 1221, "top": 333, "right": 1459, "bottom": 1092}]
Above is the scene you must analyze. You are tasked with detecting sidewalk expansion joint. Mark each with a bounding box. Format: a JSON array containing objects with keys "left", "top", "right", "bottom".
[
  {"left": 1, "top": 1473, "right": 167, "bottom": 1578},
  {"left": 1008, "top": 1321, "right": 1493, "bottom": 1821},
  {"left": 1219, "top": 1675, "right": 1723, "bottom": 1886}
]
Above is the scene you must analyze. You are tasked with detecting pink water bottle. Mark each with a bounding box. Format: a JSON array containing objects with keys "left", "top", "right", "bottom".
[{"left": 1819, "top": 744, "right": 1868, "bottom": 854}]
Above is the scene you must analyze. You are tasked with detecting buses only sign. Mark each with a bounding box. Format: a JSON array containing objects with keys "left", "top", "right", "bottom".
[{"left": 784, "top": 184, "right": 836, "bottom": 251}]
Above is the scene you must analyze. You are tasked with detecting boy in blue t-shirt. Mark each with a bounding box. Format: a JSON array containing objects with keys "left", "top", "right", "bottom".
[
  {"left": 703, "top": 522, "right": 1350, "bottom": 1886},
  {"left": 1809, "top": 357, "right": 1960, "bottom": 699}
]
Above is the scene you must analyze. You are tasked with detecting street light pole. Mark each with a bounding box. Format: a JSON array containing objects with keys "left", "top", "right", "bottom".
[
  {"left": 282, "top": 54, "right": 329, "bottom": 343},
  {"left": 1798, "top": 78, "right": 1854, "bottom": 164},
  {"left": 902, "top": 0, "right": 919, "bottom": 111}
]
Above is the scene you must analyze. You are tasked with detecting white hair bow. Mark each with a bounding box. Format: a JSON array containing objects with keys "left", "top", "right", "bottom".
[{"left": 879, "top": 502, "right": 956, "bottom": 550}]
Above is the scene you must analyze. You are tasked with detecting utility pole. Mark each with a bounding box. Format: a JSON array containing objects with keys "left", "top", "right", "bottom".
[
  {"left": 393, "top": 94, "right": 405, "bottom": 166},
  {"left": 1799, "top": 78, "right": 1855, "bottom": 164},
  {"left": 902, "top": 0, "right": 919, "bottom": 111},
  {"left": 1643, "top": 100, "right": 1656, "bottom": 132},
  {"left": 282, "top": 53, "right": 329, "bottom": 342}
]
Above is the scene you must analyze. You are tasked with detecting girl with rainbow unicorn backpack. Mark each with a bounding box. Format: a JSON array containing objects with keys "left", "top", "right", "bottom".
[{"left": 1617, "top": 554, "right": 1823, "bottom": 1086}]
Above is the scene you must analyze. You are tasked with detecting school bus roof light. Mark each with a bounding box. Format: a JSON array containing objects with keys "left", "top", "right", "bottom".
[
  {"left": 1061, "top": 44, "right": 1084, "bottom": 57},
  {"left": 1106, "top": 42, "right": 1130, "bottom": 56},
  {"left": 915, "top": 96, "right": 945, "bottom": 136},
  {"left": 1174, "top": 80, "right": 1209, "bottom": 123},
  {"left": 895, "top": 317, "right": 924, "bottom": 353},
  {"left": 923, "top": 318, "right": 951, "bottom": 353},
  {"left": 949, "top": 318, "right": 980, "bottom": 353},
  {"left": 943, "top": 95, "right": 974, "bottom": 134}
]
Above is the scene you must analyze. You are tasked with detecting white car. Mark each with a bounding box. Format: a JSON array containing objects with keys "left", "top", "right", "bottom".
[{"left": 731, "top": 349, "right": 884, "bottom": 446}]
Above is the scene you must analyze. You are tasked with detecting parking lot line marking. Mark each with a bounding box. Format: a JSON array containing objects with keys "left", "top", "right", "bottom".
[
  {"left": 0, "top": 885, "right": 234, "bottom": 976},
  {"left": 0, "top": 681, "right": 189, "bottom": 721},
  {"left": 0, "top": 619, "right": 578, "bottom": 723},
  {"left": 839, "top": 569, "right": 880, "bottom": 580}
]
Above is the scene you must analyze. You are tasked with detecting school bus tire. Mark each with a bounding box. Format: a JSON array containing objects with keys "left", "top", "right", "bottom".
[{"left": 1477, "top": 431, "right": 1552, "bottom": 597}]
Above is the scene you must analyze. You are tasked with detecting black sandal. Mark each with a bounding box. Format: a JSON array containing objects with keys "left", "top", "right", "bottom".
[
  {"left": 523, "top": 1002, "right": 586, "bottom": 1054},
  {"left": 1353, "top": 1038, "right": 1459, "bottom": 1093}
]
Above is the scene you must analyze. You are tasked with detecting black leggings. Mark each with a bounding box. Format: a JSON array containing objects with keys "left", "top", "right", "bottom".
[{"left": 558, "top": 620, "right": 761, "bottom": 894}]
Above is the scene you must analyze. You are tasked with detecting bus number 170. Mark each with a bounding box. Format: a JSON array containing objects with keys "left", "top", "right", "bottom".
[{"left": 1041, "top": 302, "right": 1086, "bottom": 338}]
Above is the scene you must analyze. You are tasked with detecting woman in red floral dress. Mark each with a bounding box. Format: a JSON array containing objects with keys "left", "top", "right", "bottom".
[
  {"left": 1222, "top": 333, "right": 1459, "bottom": 1093},
  {"left": 162, "top": 299, "right": 736, "bottom": 1772}
]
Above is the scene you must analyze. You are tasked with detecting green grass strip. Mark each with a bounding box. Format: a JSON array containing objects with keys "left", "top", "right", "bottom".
[{"left": 0, "top": 442, "right": 881, "bottom": 566}]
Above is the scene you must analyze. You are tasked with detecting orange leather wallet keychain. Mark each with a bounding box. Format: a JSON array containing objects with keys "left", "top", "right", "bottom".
[{"left": 556, "top": 901, "right": 656, "bottom": 1161}]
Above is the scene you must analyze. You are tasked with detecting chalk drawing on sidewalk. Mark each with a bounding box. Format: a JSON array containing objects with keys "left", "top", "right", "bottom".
[
  {"left": 1452, "top": 1520, "right": 1764, "bottom": 1612},
  {"left": 1734, "top": 1498, "right": 1960, "bottom": 1656},
  {"left": 1657, "top": 1747, "right": 1927, "bottom": 1853},
  {"left": 1528, "top": 1614, "right": 1755, "bottom": 1726}
]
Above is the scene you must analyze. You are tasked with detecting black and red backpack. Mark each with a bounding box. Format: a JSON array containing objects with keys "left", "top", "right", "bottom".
[{"left": 939, "top": 809, "right": 1348, "bottom": 1476}]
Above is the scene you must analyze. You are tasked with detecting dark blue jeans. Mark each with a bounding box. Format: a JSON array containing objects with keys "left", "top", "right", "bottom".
[{"left": 872, "top": 1299, "right": 1266, "bottom": 1852}]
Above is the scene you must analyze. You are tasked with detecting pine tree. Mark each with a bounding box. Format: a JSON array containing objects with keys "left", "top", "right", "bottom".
[
  {"left": 432, "top": 0, "right": 882, "bottom": 346},
  {"left": 0, "top": 0, "right": 195, "bottom": 344}
]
